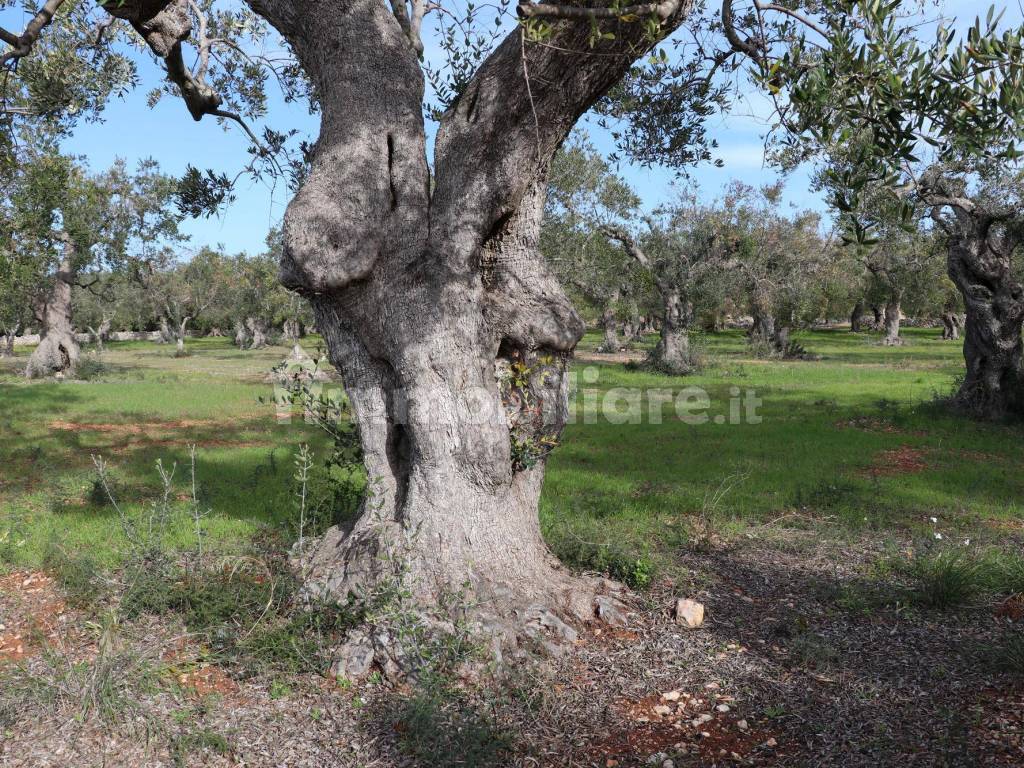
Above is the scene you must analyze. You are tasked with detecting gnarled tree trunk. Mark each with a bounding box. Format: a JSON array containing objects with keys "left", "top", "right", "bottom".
[
  {"left": 174, "top": 317, "right": 190, "bottom": 355},
  {"left": 158, "top": 315, "right": 174, "bottom": 344},
  {"left": 881, "top": 297, "right": 903, "bottom": 346},
  {"left": 237, "top": 0, "right": 687, "bottom": 658},
  {"left": 946, "top": 230, "right": 1024, "bottom": 418},
  {"left": 850, "top": 299, "right": 864, "bottom": 332},
  {"left": 941, "top": 312, "right": 961, "bottom": 340},
  {"left": 1, "top": 324, "right": 19, "bottom": 358},
  {"left": 748, "top": 290, "right": 782, "bottom": 354},
  {"left": 246, "top": 317, "right": 268, "bottom": 349},
  {"left": 648, "top": 290, "right": 694, "bottom": 374},
  {"left": 234, "top": 319, "right": 251, "bottom": 349},
  {"left": 597, "top": 288, "right": 620, "bottom": 353},
  {"left": 282, "top": 317, "right": 301, "bottom": 341},
  {"left": 88, "top": 316, "right": 112, "bottom": 352},
  {"left": 26, "top": 249, "right": 79, "bottom": 379},
  {"left": 871, "top": 304, "right": 883, "bottom": 329}
]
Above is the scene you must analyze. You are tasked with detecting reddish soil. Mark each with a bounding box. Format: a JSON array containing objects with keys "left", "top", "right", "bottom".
[
  {"left": 0, "top": 571, "right": 85, "bottom": 665},
  {"left": 49, "top": 418, "right": 222, "bottom": 434},
  {"left": 860, "top": 444, "right": 931, "bottom": 477}
]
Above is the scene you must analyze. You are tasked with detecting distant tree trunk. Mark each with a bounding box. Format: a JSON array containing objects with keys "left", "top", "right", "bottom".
[
  {"left": 881, "top": 297, "right": 903, "bottom": 346},
  {"left": 26, "top": 246, "right": 80, "bottom": 379},
  {"left": 596, "top": 289, "right": 620, "bottom": 353},
  {"left": 246, "top": 317, "right": 268, "bottom": 349},
  {"left": 88, "top": 316, "right": 112, "bottom": 352},
  {"left": 234, "top": 320, "right": 251, "bottom": 349},
  {"left": 850, "top": 299, "right": 865, "bottom": 332},
  {"left": 870, "top": 305, "right": 883, "bottom": 329},
  {"left": 175, "top": 318, "right": 190, "bottom": 355},
  {"left": 940, "top": 312, "right": 961, "bottom": 340},
  {"left": 158, "top": 316, "right": 174, "bottom": 344},
  {"left": 282, "top": 318, "right": 301, "bottom": 342},
  {"left": 1, "top": 323, "right": 20, "bottom": 358},
  {"left": 649, "top": 290, "right": 695, "bottom": 374},
  {"left": 748, "top": 292, "right": 778, "bottom": 350},
  {"left": 702, "top": 310, "right": 723, "bottom": 333}
]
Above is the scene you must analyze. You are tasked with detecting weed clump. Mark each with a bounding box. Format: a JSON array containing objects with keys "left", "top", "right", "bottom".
[
  {"left": 42, "top": 541, "right": 103, "bottom": 607},
  {"left": 546, "top": 529, "right": 653, "bottom": 589},
  {"left": 908, "top": 549, "right": 981, "bottom": 609}
]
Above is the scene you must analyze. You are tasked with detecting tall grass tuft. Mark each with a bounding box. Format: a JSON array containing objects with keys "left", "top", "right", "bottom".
[{"left": 908, "top": 549, "right": 981, "bottom": 609}]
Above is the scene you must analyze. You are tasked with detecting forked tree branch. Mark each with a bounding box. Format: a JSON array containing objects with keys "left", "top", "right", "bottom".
[{"left": 0, "top": 0, "right": 68, "bottom": 67}]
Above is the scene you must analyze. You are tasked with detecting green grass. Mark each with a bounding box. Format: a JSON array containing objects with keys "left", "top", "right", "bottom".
[
  {"left": 543, "top": 327, "right": 1024, "bottom": 573},
  {"left": 0, "top": 337, "right": 331, "bottom": 568},
  {"left": 2, "top": 328, "right": 1024, "bottom": 583}
]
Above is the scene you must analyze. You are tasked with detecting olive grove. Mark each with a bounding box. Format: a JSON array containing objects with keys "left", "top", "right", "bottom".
[{"left": 5, "top": 0, "right": 1024, "bottom": 661}]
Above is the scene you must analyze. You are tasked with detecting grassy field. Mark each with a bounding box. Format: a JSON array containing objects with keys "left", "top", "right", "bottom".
[
  {"left": 2, "top": 328, "right": 1023, "bottom": 768},
  {"left": 1, "top": 327, "right": 1022, "bottom": 573}
]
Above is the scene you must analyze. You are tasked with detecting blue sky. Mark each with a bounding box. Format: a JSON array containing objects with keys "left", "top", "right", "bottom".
[{"left": 4, "top": 0, "right": 1016, "bottom": 255}]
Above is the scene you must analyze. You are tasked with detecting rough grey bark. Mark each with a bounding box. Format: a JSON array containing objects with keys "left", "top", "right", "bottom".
[
  {"left": 26, "top": 246, "right": 80, "bottom": 379},
  {"left": 230, "top": 0, "right": 694, "bottom": 646},
  {"left": 87, "top": 316, "right": 113, "bottom": 351},
  {"left": 941, "top": 312, "right": 961, "bottom": 340},
  {"left": 748, "top": 291, "right": 781, "bottom": 353},
  {"left": 1, "top": 323, "right": 19, "bottom": 358},
  {"left": 649, "top": 290, "right": 695, "bottom": 374},
  {"left": 941, "top": 214, "right": 1024, "bottom": 418},
  {"left": 233, "top": 319, "right": 250, "bottom": 349},
  {"left": 158, "top": 315, "right": 174, "bottom": 344},
  {"left": 597, "top": 289, "right": 621, "bottom": 353},
  {"left": 881, "top": 297, "right": 903, "bottom": 346},
  {"left": 246, "top": 317, "right": 267, "bottom": 349},
  {"left": 282, "top": 317, "right": 301, "bottom": 341},
  {"left": 850, "top": 299, "right": 864, "bottom": 332},
  {"left": 174, "top": 317, "right": 190, "bottom": 354}
]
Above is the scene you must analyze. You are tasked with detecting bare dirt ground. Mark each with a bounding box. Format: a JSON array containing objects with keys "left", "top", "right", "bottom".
[{"left": 1, "top": 528, "right": 1021, "bottom": 767}]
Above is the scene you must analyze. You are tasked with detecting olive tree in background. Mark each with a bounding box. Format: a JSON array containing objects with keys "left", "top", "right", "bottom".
[
  {"left": 542, "top": 135, "right": 645, "bottom": 354},
  {"left": 147, "top": 247, "right": 230, "bottom": 355},
  {"left": 5, "top": 154, "right": 183, "bottom": 377}
]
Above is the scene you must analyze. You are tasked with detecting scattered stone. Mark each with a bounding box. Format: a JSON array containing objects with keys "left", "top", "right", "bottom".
[
  {"left": 661, "top": 690, "right": 682, "bottom": 702},
  {"left": 766, "top": 738, "right": 778, "bottom": 748},
  {"left": 673, "top": 598, "right": 705, "bottom": 628},
  {"left": 716, "top": 703, "right": 731, "bottom": 713},
  {"left": 737, "top": 719, "right": 749, "bottom": 731},
  {"left": 594, "top": 595, "right": 629, "bottom": 627},
  {"left": 692, "top": 714, "right": 713, "bottom": 727},
  {"left": 653, "top": 704, "right": 673, "bottom": 716},
  {"left": 331, "top": 630, "right": 374, "bottom": 680},
  {"left": 524, "top": 605, "right": 579, "bottom": 643}
]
